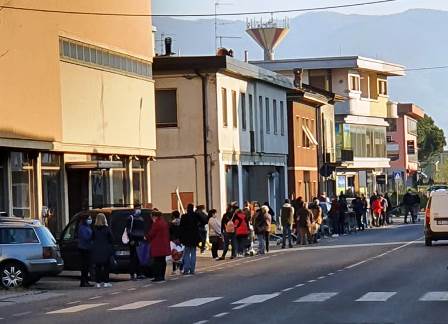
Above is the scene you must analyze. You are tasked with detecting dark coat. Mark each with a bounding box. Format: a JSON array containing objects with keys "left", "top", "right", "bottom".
[
  {"left": 78, "top": 222, "right": 92, "bottom": 250},
  {"left": 91, "top": 226, "right": 113, "bottom": 264},
  {"left": 126, "top": 214, "right": 145, "bottom": 242},
  {"left": 254, "top": 211, "right": 267, "bottom": 235},
  {"left": 148, "top": 217, "right": 171, "bottom": 257},
  {"left": 297, "top": 207, "right": 313, "bottom": 228},
  {"left": 179, "top": 211, "right": 201, "bottom": 247}
]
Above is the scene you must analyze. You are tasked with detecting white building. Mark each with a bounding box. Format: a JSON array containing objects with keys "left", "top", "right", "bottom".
[
  {"left": 253, "top": 56, "right": 405, "bottom": 196},
  {"left": 151, "top": 55, "right": 293, "bottom": 216}
]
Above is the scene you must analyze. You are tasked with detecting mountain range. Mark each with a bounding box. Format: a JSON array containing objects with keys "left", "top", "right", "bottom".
[{"left": 153, "top": 9, "right": 448, "bottom": 135}]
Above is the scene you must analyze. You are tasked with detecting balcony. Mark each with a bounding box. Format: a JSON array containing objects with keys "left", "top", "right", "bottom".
[{"left": 335, "top": 92, "right": 391, "bottom": 119}]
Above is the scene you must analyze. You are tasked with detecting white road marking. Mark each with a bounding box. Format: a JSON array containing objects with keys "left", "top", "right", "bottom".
[
  {"left": 170, "top": 277, "right": 179, "bottom": 281},
  {"left": 47, "top": 303, "right": 108, "bottom": 314},
  {"left": 232, "top": 304, "right": 250, "bottom": 310},
  {"left": 128, "top": 288, "right": 136, "bottom": 291},
  {"left": 109, "top": 300, "right": 165, "bottom": 311},
  {"left": 308, "top": 279, "right": 316, "bottom": 283},
  {"left": 337, "top": 269, "right": 344, "bottom": 272},
  {"left": 356, "top": 292, "right": 397, "bottom": 302},
  {"left": 67, "top": 300, "right": 81, "bottom": 305},
  {"left": 111, "top": 291, "right": 120, "bottom": 295},
  {"left": 282, "top": 288, "right": 294, "bottom": 292},
  {"left": 295, "top": 284, "right": 305, "bottom": 287},
  {"left": 213, "top": 312, "right": 229, "bottom": 318},
  {"left": 345, "top": 260, "right": 368, "bottom": 269},
  {"left": 89, "top": 296, "right": 102, "bottom": 300},
  {"left": 420, "top": 292, "right": 448, "bottom": 301},
  {"left": 232, "top": 293, "right": 280, "bottom": 304},
  {"left": 327, "top": 273, "right": 335, "bottom": 276},
  {"left": 170, "top": 297, "right": 223, "bottom": 307},
  {"left": 193, "top": 321, "right": 208, "bottom": 324},
  {"left": 143, "top": 284, "right": 152, "bottom": 287},
  {"left": 294, "top": 292, "right": 339, "bottom": 302},
  {"left": 318, "top": 276, "right": 326, "bottom": 279}
]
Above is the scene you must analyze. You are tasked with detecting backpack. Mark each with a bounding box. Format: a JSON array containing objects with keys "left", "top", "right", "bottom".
[{"left": 225, "top": 216, "right": 235, "bottom": 233}]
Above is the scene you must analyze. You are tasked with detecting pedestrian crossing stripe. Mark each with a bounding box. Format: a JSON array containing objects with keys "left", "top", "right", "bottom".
[
  {"left": 356, "top": 292, "right": 397, "bottom": 302},
  {"left": 169, "top": 297, "right": 223, "bottom": 307},
  {"left": 108, "top": 300, "right": 165, "bottom": 311},
  {"left": 232, "top": 293, "right": 280, "bottom": 304},
  {"left": 420, "top": 292, "right": 448, "bottom": 301},
  {"left": 294, "top": 292, "right": 338, "bottom": 302},
  {"left": 47, "top": 303, "right": 108, "bottom": 314}
]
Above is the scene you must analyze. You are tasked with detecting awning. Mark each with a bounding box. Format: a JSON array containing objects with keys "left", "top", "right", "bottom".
[
  {"left": 302, "top": 125, "right": 318, "bottom": 146},
  {"left": 65, "top": 161, "right": 123, "bottom": 170}
]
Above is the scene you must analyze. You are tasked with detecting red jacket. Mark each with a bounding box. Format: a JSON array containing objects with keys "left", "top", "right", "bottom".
[
  {"left": 372, "top": 199, "right": 383, "bottom": 214},
  {"left": 147, "top": 217, "right": 171, "bottom": 257},
  {"left": 234, "top": 212, "right": 249, "bottom": 237}
]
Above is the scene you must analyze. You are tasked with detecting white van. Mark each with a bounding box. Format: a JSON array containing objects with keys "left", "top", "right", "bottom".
[{"left": 424, "top": 190, "right": 448, "bottom": 246}]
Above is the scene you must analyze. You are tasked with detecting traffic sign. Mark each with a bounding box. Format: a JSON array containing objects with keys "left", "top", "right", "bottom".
[{"left": 393, "top": 172, "right": 402, "bottom": 181}]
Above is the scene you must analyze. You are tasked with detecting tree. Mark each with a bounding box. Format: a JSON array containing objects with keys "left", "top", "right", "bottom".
[{"left": 417, "top": 115, "right": 446, "bottom": 162}]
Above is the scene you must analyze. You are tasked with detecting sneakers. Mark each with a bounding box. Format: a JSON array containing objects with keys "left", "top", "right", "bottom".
[
  {"left": 103, "top": 283, "right": 112, "bottom": 288},
  {"left": 96, "top": 283, "right": 101, "bottom": 288}
]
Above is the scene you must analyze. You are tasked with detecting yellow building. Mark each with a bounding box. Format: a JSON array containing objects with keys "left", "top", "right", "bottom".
[{"left": 0, "top": 1, "right": 156, "bottom": 235}]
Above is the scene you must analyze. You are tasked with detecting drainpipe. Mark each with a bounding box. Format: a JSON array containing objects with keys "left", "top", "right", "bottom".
[{"left": 195, "top": 71, "right": 211, "bottom": 210}]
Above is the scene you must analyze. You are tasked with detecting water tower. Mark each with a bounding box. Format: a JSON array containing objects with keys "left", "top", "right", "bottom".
[{"left": 246, "top": 17, "right": 289, "bottom": 61}]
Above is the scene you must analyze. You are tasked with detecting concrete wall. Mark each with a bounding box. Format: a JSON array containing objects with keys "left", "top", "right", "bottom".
[{"left": 0, "top": 0, "right": 153, "bottom": 148}]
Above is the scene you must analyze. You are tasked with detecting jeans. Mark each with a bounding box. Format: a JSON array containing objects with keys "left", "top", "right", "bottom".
[
  {"left": 79, "top": 248, "right": 91, "bottom": 284},
  {"left": 152, "top": 256, "right": 167, "bottom": 280},
  {"left": 210, "top": 236, "right": 220, "bottom": 259},
  {"left": 199, "top": 228, "right": 207, "bottom": 252},
  {"left": 129, "top": 242, "right": 141, "bottom": 277},
  {"left": 282, "top": 226, "right": 292, "bottom": 247},
  {"left": 222, "top": 233, "right": 237, "bottom": 258},
  {"left": 356, "top": 213, "right": 364, "bottom": 230},
  {"left": 183, "top": 246, "right": 197, "bottom": 274},
  {"left": 257, "top": 233, "right": 266, "bottom": 254},
  {"left": 265, "top": 232, "right": 270, "bottom": 252},
  {"left": 362, "top": 211, "right": 368, "bottom": 228},
  {"left": 95, "top": 262, "right": 110, "bottom": 283}
]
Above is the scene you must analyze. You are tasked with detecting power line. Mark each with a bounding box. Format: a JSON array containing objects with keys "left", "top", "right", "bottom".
[
  {"left": 403, "top": 65, "right": 448, "bottom": 72},
  {"left": 0, "top": 0, "right": 398, "bottom": 18}
]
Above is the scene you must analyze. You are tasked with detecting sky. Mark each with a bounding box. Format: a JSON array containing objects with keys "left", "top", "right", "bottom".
[{"left": 153, "top": 0, "right": 448, "bottom": 18}]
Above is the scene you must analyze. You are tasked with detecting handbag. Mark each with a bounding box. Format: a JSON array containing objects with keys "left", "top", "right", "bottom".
[{"left": 121, "top": 228, "right": 129, "bottom": 244}]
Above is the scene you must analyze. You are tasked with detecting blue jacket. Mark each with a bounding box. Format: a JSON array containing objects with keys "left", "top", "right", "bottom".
[{"left": 78, "top": 223, "right": 93, "bottom": 250}]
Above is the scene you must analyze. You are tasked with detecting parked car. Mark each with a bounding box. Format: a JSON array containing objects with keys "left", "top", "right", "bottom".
[
  {"left": 59, "top": 208, "right": 153, "bottom": 273},
  {"left": 424, "top": 190, "right": 448, "bottom": 246},
  {"left": 0, "top": 217, "right": 63, "bottom": 289}
]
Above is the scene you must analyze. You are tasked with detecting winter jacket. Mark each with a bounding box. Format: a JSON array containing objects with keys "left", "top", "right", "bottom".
[
  {"left": 208, "top": 216, "right": 221, "bottom": 237},
  {"left": 234, "top": 212, "right": 249, "bottom": 237},
  {"left": 126, "top": 214, "right": 145, "bottom": 242},
  {"left": 179, "top": 211, "right": 201, "bottom": 247},
  {"left": 297, "top": 207, "right": 313, "bottom": 228},
  {"left": 280, "top": 203, "right": 295, "bottom": 228},
  {"left": 254, "top": 211, "right": 267, "bottom": 234},
  {"left": 310, "top": 205, "right": 323, "bottom": 225},
  {"left": 352, "top": 199, "right": 365, "bottom": 215},
  {"left": 148, "top": 217, "right": 171, "bottom": 257},
  {"left": 78, "top": 222, "right": 93, "bottom": 250},
  {"left": 372, "top": 199, "right": 383, "bottom": 214},
  {"left": 91, "top": 226, "right": 113, "bottom": 264},
  {"left": 170, "top": 218, "right": 181, "bottom": 241}
]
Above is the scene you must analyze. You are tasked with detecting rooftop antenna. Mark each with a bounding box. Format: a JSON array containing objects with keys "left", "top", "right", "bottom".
[
  {"left": 214, "top": 0, "right": 233, "bottom": 51},
  {"left": 246, "top": 15, "right": 289, "bottom": 61},
  {"left": 156, "top": 33, "right": 175, "bottom": 56}
]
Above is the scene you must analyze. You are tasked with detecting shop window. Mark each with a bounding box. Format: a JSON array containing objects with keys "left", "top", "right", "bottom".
[
  {"left": 11, "top": 152, "right": 35, "bottom": 218},
  {"left": 41, "top": 153, "right": 62, "bottom": 236},
  {"left": 155, "top": 89, "right": 178, "bottom": 128},
  {"left": 112, "top": 167, "right": 127, "bottom": 207},
  {"left": 91, "top": 170, "right": 108, "bottom": 208}
]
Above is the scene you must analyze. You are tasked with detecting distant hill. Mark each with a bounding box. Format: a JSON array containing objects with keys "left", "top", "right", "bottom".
[{"left": 153, "top": 9, "right": 448, "bottom": 135}]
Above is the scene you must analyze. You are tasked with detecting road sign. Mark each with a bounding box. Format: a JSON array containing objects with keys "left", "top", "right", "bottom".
[{"left": 393, "top": 172, "right": 402, "bottom": 181}]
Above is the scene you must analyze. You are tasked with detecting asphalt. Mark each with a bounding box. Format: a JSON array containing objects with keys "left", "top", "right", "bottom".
[{"left": 2, "top": 221, "right": 446, "bottom": 324}]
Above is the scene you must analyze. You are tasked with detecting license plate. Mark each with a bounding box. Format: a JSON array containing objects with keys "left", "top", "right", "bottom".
[
  {"left": 436, "top": 220, "right": 448, "bottom": 225},
  {"left": 115, "top": 250, "right": 130, "bottom": 256}
]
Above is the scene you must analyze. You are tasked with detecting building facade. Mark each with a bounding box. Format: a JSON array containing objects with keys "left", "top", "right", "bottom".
[
  {"left": 151, "top": 55, "right": 291, "bottom": 216},
  {"left": 387, "top": 103, "right": 424, "bottom": 188},
  {"left": 253, "top": 56, "right": 405, "bottom": 197},
  {"left": 0, "top": 1, "right": 156, "bottom": 235}
]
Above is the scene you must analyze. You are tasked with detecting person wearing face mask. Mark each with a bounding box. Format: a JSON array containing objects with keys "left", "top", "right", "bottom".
[
  {"left": 78, "top": 214, "right": 93, "bottom": 287},
  {"left": 126, "top": 205, "right": 146, "bottom": 280}
]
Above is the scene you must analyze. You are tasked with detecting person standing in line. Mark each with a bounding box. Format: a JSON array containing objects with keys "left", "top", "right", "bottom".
[
  {"left": 219, "top": 205, "right": 237, "bottom": 260},
  {"left": 280, "top": 199, "right": 295, "bottom": 248},
  {"left": 263, "top": 202, "right": 276, "bottom": 224},
  {"left": 338, "top": 195, "right": 348, "bottom": 235},
  {"left": 371, "top": 196, "right": 383, "bottom": 227},
  {"left": 234, "top": 209, "right": 250, "bottom": 257},
  {"left": 91, "top": 213, "right": 114, "bottom": 288},
  {"left": 196, "top": 205, "right": 208, "bottom": 254},
  {"left": 126, "top": 206, "right": 146, "bottom": 280},
  {"left": 352, "top": 196, "right": 365, "bottom": 231},
  {"left": 207, "top": 209, "right": 221, "bottom": 260},
  {"left": 361, "top": 194, "right": 369, "bottom": 228},
  {"left": 309, "top": 198, "right": 323, "bottom": 243},
  {"left": 147, "top": 211, "right": 171, "bottom": 282},
  {"left": 379, "top": 194, "right": 389, "bottom": 227},
  {"left": 179, "top": 204, "right": 201, "bottom": 274},
  {"left": 370, "top": 191, "right": 378, "bottom": 226},
  {"left": 78, "top": 214, "right": 93, "bottom": 287},
  {"left": 328, "top": 197, "right": 340, "bottom": 236},
  {"left": 254, "top": 206, "right": 268, "bottom": 254},
  {"left": 297, "top": 201, "right": 313, "bottom": 245},
  {"left": 170, "top": 210, "right": 182, "bottom": 242},
  {"left": 263, "top": 206, "right": 272, "bottom": 253}
]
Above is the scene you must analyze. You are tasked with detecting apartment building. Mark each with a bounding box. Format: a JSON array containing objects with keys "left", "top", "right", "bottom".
[
  {"left": 387, "top": 103, "right": 424, "bottom": 188},
  {"left": 253, "top": 56, "right": 405, "bottom": 196},
  {"left": 0, "top": 1, "right": 156, "bottom": 235},
  {"left": 151, "top": 55, "right": 292, "bottom": 216}
]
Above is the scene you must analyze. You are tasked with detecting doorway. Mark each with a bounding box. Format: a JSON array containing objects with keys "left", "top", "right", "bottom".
[{"left": 67, "top": 170, "right": 89, "bottom": 219}]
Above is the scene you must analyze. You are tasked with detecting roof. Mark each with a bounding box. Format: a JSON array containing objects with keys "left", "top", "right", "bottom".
[
  {"left": 153, "top": 55, "right": 295, "bottom": 89},
  {"left": 397, "top": 103, "right": 425, "bottom": 120},
  {"left": 250, "top": 56, "right": 406, "bottom": 76}
]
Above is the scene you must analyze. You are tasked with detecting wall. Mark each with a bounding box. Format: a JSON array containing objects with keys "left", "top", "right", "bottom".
[{"left": 0, "top": 0, "right": 153, "bottom": 147}]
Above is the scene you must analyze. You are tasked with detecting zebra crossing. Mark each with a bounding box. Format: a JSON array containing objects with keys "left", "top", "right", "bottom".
[{"left": 45, "top": 290, "right": 448, "bottom": 316}]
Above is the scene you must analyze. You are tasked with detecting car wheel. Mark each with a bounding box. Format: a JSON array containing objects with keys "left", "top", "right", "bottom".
[
  {"left": 0, "top": 262, "right": 27, "bottom": 289},
  {"left": 425, "top": 237, "right": 432, "bottom": 246}
]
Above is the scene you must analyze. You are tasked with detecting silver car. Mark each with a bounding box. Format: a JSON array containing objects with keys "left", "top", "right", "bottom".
[{"left": 0, "top": 217, "right": 64, "bottom": 288}]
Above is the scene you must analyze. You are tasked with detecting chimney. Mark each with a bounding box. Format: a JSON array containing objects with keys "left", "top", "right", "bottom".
[
  {"left": 164, "top": 37, "right": 173, "bottom": 56},
  {"left": 293, "top": 68, "right": 303, "bottom": 88}
]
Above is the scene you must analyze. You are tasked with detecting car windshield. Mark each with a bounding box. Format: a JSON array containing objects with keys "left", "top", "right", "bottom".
[{"left": 36, "top": 226, "right": 57, "bottom": 246}]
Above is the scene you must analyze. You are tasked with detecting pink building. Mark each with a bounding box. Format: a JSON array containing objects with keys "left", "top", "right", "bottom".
[{"left": 387, "top": 103, "right": 424, "bottom": 188}]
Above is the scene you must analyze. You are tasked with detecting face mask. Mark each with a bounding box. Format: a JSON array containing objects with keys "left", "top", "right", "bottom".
[
  {"left": 86, "top": 218, "right": 92, "bottom": 225},
  {"left": 134, "top": 209, "right": 141, "bottom": 216}
]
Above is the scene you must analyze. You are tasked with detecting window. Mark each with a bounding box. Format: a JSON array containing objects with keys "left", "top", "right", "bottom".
[
  {"left": 41, "top": 153, "right": 62, "bottom": 236},
  {"left": 249, "top": 94, "right": 254, "bottom": 131},
  {"left": 232, "top": 90, "right": 237, "bottom": 128},
  {"left": 407, "top": 118, "right": 418, "bottom": 135},
  {"left": 273, "top": 100, "right": 278, "bottom": 135},
  {"left": 386, "top": 135, "right": 393, "bottom": 143},
  {"left": 407, "top": 140, "right": 416, "bottom": 155},
  {"left": 59, "top": 37, "right": 152, "bottom": 80},
  {"left": 132, "top": 159, "right": 144, "bottom": 205},
  {"left": 349, "top": 75, "right": 360, "bottom": 91},
  {"left": 0, "top": 228, "right": 39, "bottom": 244},
  {"left": 241, "top": 93, "right": 247, "bottom": 131},
  {"left": 259, "top": 96, "right": 264, "bottom": 151},
  {"left": 387, "top": 118, "right": 397, "bottom": 132},
  {"left": 222, "top": 88, "right": 228, "bottom": 127},
  {"left": 302, "top": 118, "right": 309, "bottom": 147},
  {"left": 11, "top": 152, "right": 35, "bottom": 218},
  {"left": 155, "top": 89, "right": 178, "bottom": 127},
  {"left": 378, "top": 79, "right": 388, "bottom": 95},
  {"left": 280, "top": 101, "right": 285, "bottom": 136},
  {"left": 265, "top": 98, "right": 270, "bottom": 133}
]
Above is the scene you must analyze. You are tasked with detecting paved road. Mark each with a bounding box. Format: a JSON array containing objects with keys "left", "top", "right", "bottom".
[{"left": 3, "top": 223, "right": 447, "bottom": 324}]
